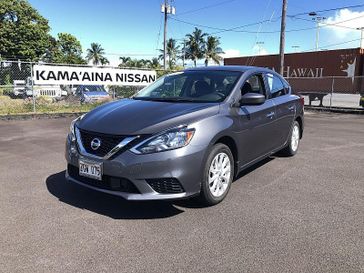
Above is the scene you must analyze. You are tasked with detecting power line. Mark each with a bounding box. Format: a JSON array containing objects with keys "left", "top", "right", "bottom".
[
  {"left": 170, "top": 16, "right": 316, "bottom": 34},
  {"left": 103, "top": 53, "right": 157, "bottom": 57},
  {"left": 155, "top": 13, "right": 163, "bottom": 52},
  {"left": 170, "top": 11, "right": 364, "bottom": 37},
  {"left": 170, "top": 2, "right": 364, "bottom": 38},
  {"left": 177, "top": 0, "right": 238, "bottom": 16},
  {"left": 301, "top": 38, "right": 362, "bottom": 53},
  {"left": 289, "top": 14, "right": 364, "bottom": 31},
  {"left": 288, "top": 3, "right": 364, "bottom": 17},
  {"left": 247, "top": 0, "right": 274, "bottom": 66}
]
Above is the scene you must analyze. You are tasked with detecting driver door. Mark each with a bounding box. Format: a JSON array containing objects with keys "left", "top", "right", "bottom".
[{"left": 236, "top": 74, "right": 277, "bottom": 166}]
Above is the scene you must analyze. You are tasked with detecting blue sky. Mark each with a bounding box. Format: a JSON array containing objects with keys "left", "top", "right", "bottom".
[{"left": 28, "top": 0, "right": 364, "bottom": 66}]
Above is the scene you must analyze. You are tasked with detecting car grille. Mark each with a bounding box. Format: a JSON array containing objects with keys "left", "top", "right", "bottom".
[
  {"left": 68, "top": 164, "right": 140, "bottom": 193},
  {"left": 146, "top": 178, "right": 185, "bottom": 194},
  {"left": 78, "top": 129, "right": 127, "bottom": 157}
]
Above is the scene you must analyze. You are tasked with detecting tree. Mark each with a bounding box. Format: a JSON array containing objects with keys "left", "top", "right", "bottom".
[
  {"left": 159, "top": 38, "right": 180, "bottom": 69},
  {"left": 86, "top": 43, "right": 109, "bottom": 66},
  {"left": 148, "top": 58, "right": 161, "bottom": 70},
  {"left": 0, "top": 0, "right": 51, "bottom": 61},
  {"left": 185, "top": 28, "right": 207, "bottom": 67},
  {"left": 119, "top": 56, "right": 132, "bottom": 67},
  {"left": 42, "top": 36, "right": 60, "bottom": 63},
  {"left": 100, "top": 56, "right": 110, "bottom": 65},
  {"left": 118, "top": 57, "right": 150, "bottom": 68},
  {"left": 53, "top": 33, "right": 85, "bottom": 64},
  {"left": 204, "top": 36, "right": 224, "bottom": 66}
]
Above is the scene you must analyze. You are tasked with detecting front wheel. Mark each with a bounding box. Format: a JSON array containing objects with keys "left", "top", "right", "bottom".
[
  {"left": 200, "top": 143, "right": 234, "bottom": 206},
  {"left": 281, "top": 120, "right": 301, "bottom": 156}
]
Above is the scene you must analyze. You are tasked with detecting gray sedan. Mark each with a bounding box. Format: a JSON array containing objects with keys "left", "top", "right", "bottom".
[{"left": 65, "top": 66, "right": 304, "bottom": 205}]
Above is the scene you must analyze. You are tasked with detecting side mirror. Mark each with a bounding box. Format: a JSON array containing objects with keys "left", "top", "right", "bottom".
[{"left": 239, "top": 93, "right": 265, "bottom": 106}]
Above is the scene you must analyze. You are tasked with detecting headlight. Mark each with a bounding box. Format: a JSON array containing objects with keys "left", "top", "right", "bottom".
[
  {"left": 69, "top": 114, "right": 85, "bottom": 141},
  {"left": 132, "top": 127, "right": 195, "bottom": 154}
]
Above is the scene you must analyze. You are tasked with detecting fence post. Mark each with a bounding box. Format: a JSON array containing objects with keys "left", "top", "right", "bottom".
[
  {"left": 330, "top": 76, "right": 334, "bottom": 108},
  {"left": 30, "top": 62, "right": 35, "bottom": 113}
]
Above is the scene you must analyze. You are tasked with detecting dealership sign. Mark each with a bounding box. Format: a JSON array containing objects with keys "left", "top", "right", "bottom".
[{"left": 33, "top": 65, "right": 156, "bottom": 86}]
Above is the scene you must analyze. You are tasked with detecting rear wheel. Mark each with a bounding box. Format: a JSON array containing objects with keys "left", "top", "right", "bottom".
[
  {"left": 281, "top": 120, "right": 300, "bottom": 156},
  {"left": 200, "top": 144, "right": 234, "bottom": 206}
]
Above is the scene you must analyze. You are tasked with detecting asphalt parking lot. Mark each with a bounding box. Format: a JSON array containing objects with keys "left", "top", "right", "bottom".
[{"left": 1, "top": 112, "right": 363, "bottom": 273}]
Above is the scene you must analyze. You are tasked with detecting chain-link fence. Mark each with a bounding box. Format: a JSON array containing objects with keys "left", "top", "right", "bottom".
[
  {"left": 0, "top": 60, "right": 174, "bottom": 115},
  {"left": 286, "top": 76, "right": 364, "bottom": 109},
  {"left": 1, "top": 60, "right": 364, "bottom": 115}
]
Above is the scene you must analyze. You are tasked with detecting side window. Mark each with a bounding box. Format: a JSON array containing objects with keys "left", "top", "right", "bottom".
[
  {"left": 267, "top": 73, "right": 286, "bottom": 98},
  {"left": 241, "top": 74, "right": 266, "bottom": 97}
]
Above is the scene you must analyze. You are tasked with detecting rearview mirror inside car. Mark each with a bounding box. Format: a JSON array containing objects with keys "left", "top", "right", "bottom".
[{"left": 239, "top": 93, "right": 265, "bottom": 106}]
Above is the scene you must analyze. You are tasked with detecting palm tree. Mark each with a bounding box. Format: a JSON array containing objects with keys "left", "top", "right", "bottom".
[
  {"left": 204, "top": 36, "right": 224, "bottom": 66},
  {"left": 119, "top": 56, "right": 132, "bottom": 67},
  {"left": 100, "top": 56, "right": 110, "bottom": 65},
  {"left": 147, "top": 58, "right": 161, "bottom": 69},
  {"left": 86, "top": 43, "right": 108, "bottom": 65},
  {"left": 119, "top": 57, "right": 151, "bottom": 68},
  {"left": 185, "top": 28, "right": 207, "bottom": 67},
  {"left": 159, "top": 38, "right": 180, "bottom": 69}
]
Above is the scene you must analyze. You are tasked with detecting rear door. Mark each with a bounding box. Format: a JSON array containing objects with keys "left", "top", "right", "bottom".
[
  {"left": 237, "top": 73, "right": 277, "bottom": 165},
  {"left": 265, "top": 73, "right": 296, "bottom": 147}
]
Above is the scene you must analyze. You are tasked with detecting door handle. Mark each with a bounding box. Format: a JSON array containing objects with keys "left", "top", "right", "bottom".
[
  {"left": 288, "top": 105, "right": 295, "bottom": 111},
  {"left": 266, "top": 112, "right": 275, "bottom": 118}
]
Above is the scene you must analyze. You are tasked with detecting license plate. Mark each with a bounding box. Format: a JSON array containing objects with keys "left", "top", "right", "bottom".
[{"left": 79, "top": 159, "right": 102, "bottom": 180}]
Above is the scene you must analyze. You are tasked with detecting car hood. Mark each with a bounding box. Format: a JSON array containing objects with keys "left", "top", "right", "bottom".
[{"left": 77, "top": 98, "right": 220, "bottom": 135}]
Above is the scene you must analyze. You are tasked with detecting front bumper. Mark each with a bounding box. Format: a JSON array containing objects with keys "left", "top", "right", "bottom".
[{"left": 65, "top": 135, "right": 207, "bottom": 200}]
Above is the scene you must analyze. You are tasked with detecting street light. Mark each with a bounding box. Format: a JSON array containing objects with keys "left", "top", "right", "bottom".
[
  {"left": 357, "top": 27, "right": 364, "bottom": 49},
  {"left": 256, "top": 41, "right": 264, "bottom": 55},
  {"left": 292, "top": 45, "right": 300, "bottom": 53},
  {"left": 309, "top": 12, "right": 326, "bottom": 51}
]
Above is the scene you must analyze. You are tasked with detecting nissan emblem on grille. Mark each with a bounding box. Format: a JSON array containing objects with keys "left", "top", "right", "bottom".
[{"left": 90, "top": 138, "right": 101, "bottom": 150}]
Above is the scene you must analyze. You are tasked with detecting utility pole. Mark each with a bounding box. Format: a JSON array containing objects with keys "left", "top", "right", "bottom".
[
  {"left": 163, "top": 0, "right": 168, "bottom": 70},
  {"left": 309, "top": 12, "right": 326, "bottom": 51},
  {"left": 279, "top": 0, "right": 287, "bottom": 75},
  {"left": 182, "top": 39, "right": 186, "bottom": 68},
  {"left": 161, "top": 1, "right": 175, "bottom": 70},
  {"left": 357, "top": 27, "right": 364, "bottom": 48}
]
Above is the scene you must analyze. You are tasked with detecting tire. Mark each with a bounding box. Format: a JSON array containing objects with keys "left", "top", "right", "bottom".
[
  {"left": 199, "top": 143, "right": 234, "bottom": 206},
  {"left": 281, "top": 120, "right": 300, "bottom": 156}
]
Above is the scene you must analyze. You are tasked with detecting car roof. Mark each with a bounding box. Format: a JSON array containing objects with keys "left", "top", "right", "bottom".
[{"left": 184, "top": 65, "right": 274, "bottom": 73}]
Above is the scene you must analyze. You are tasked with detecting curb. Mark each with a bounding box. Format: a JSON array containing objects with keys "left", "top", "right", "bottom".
[
  {"left": 305, "top": 106, "right": 364, "bottom": 115},
  {"left": 0, "top": 112, "right": 87, "bottom": 121}
]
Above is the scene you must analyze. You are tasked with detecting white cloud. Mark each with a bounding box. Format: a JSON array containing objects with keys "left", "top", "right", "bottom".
[
  {"left": 252, "top": 44, "right": 269, "bottom": 55},
  {"left": 325, "top": 9, "right": 364, "bottom": 39},
  {"left": 222, "top": 49, "right": 242, "bottom": 59}
]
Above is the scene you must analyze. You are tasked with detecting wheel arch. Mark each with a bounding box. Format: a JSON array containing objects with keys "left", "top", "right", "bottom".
[
  {"left": 295, "top": 116, "right": 303, "bottom": 138},
  {"left": 213, "top": 135, "right": 239, "bottom": 177}
]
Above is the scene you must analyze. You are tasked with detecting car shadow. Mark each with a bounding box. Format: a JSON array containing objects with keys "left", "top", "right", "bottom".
[
  {"left": 235, "top": 156, "right": 275, "bottom": 180},
  {"left": 46, "top": 171, "right": 184, "bottom": 220},
  {"left": 175, "top": 156, "right": 276, "bottom": 209}
]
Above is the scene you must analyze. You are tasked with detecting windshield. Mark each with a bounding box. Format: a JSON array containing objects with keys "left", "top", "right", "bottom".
[{"left": 134, "top": 70, "right": 242, "bottom": 103}]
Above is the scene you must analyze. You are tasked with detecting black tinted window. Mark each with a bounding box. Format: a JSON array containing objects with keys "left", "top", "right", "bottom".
[
  {"left": 267, "top": 74, "right": 286, "bottom": 98},
  {"left": 241, "top": 74, "right": 266, "bottom": 96}
]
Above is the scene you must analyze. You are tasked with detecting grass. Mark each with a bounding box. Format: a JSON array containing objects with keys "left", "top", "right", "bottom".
[{"left": 0, "top": 96, "right": 109, "bottom": 115}]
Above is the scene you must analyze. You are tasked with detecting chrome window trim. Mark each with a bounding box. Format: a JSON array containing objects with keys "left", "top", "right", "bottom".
[{"left": 75, "top": 127, "right": 139, "bottom": 160}]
